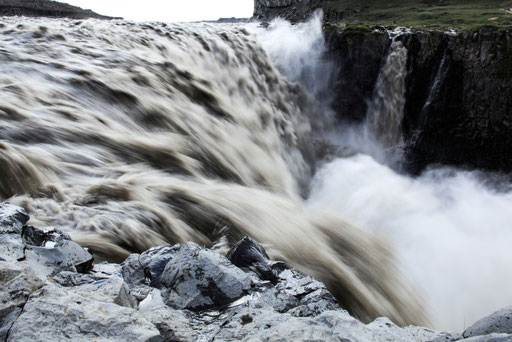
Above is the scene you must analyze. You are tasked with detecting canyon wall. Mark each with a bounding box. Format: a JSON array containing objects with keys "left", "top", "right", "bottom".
[{"left": 254, "top": 0, "right": 512, "bottom": 173}]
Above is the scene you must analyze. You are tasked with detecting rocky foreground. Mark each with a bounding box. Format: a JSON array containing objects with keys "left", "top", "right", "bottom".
[{"left": 0, "top": 202, "right": 510, "bottom": 341}]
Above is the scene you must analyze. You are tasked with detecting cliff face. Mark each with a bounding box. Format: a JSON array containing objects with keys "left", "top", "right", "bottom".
[
  {"left": 324, "top": 28, "right": 391, "bottom": 122},
  {"left": 0, "top": 0, "right": 118, "bottom": 19},
  {"left": 308, "top": 25, "right": 512, "bottom": 174},
  {"left": 399, "top": 30, "right": 512, "bottom": 173},
  {"left": 253, "top": 0, "right": 323, "bottom": 22}
]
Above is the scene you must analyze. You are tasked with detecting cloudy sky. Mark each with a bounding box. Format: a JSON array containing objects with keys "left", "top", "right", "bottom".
[{"left": 64, "top": 0, "right": 254, "bottom": 22}]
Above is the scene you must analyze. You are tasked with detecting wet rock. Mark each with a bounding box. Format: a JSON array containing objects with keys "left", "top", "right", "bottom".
[
  {"left": 324, "top": 27, "right": 392, "bottom": 122},
  {"left": 227, "top": 236, "right": 280, "bottom": 283},
  {"left": 464, "top": 307, "right": 512, "bottom": 338},
  {"left": 161, "top": 242, "right": 251, "bottom": 311},
  {"left": 7, "top": 284, "right": 162, "bottom": 342}
]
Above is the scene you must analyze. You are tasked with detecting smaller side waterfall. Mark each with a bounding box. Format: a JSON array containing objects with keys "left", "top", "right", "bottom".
[{"left": 366, "top": 40, "right": 408, "bottom": 149}]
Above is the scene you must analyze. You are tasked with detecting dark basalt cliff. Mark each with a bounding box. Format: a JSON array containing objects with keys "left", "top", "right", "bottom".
[
  {"left": 399, "top": 30, "right": 512, "bottom": 174},
  {"left": 324, "top": 27, "right": 391, "bottom": 122},
  {"left": 254, "top": 0, "right": 512, "bottom": 174},
  {"left": 0, "top": 0, "right": 118, "bottom": 19},
  {"left": 253, "top": 0, "right": 323, "bottom": 22}
]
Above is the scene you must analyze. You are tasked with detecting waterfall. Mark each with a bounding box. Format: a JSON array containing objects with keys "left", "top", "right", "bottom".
[
  {"left": 2, "top": 12, "right": 511, "bottom": 332},
  {"left": 306, "top": 27, "right": 512, "bottom": 331},
  {"left": 0, "top": 16, "right": 425, "bottom": 326},
  {"left": 367, "top": 39, "right": 408, "bottom": 150}
]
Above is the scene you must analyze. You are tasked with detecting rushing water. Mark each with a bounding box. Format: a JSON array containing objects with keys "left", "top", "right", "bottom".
[
  {"left": 0, "top": 16, "right": 424, "bottom": 326},
  {"left": 1, "top": 12, "right": 511, "bottom": 332}
]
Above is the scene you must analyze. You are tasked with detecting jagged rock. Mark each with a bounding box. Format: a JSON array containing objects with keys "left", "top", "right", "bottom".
[
  {"left": 2, "top": 202, "right": 512, "bottom": 341},
  {"left": 22, "top": 225, "right": 94, "bottom": 275},
  {"left": 463, "top": 307, "right": 512, "bottom": 338},
  {"left": 52, "top": 270, "right": 98, "bottom": 287},
  {"left": 160, "top": 242, "right": 252, "bottom": 311},
  {"left": 7, "top": 284, "right": 162, "bottom": 341},
  {"left": 0, "top": 203, "right": 29, "bottom": 262},
  {"left": 122, "top": 245, "right": 180, "bottom": 302},
  {"left": 0, "top": 202, "right": 29, "bottom": 234},
  {"left": 139, "top": 244, "right": 180, "bottom": 288},
  {"left": 53, "top": 262, "right": 121, "bottom": 287},
  {"left": 227, "top": 236, "right": 282, "bottom": 283},
  {"left": 0, "top": 262, "right": 45, "bottom": 341}
]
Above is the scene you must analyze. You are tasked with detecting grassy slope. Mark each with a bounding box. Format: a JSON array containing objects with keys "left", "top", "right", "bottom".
[{"left": 324, "top": 0, "right": 512, "bottom": 30}]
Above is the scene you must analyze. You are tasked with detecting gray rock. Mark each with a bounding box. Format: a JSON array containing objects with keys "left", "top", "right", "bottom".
[
  {"left": 23, "top": 228, "right": 94, "bottom": 275},
  {"left": 460, "top": 333, "right": 512, "bottom": 342},
  {"left": 0, "top": 202, "right": 29, "bottom": 234},
  {"left": 7, "top": 284, "right": 162, "bottom": 342},
  {"left": 139, "top": 244, "right": 180, "bottom": 288},
  {"left": 121, "top": 253, "right": 153, "bottom": 301},
  {"left": 464, "top": 307, "right": 512, "bottom": 338},
  {"left": 161, "top": 242, "right": 251, "bottom": 311},
  {"left": 52, "top": 271, "right": 98, "bottom": 287},
  {"left": 70, "top": 276, "right": 138, "bottom": 309},
  {"left": 53, "top": 262, "right": 122, "bottom": 287},
  {"left": 0, "top": 203, "right": 29, "bottom": 262},
  {"left": 227, "top": 236, "right": 282, "bottom": 283},
  {"left": 0, "top": 261, "right": 44, "bottom": 341}
]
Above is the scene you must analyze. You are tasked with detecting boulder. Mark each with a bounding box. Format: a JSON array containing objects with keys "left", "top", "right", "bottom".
[
  {"left": 7, "top": 284, "right": 162, "bottom": 342},
  {"left": 464, "top": 307, "right": 512, "bottom": 338},
  {"left": 226, "top": 236, "right": 283, "bottom": 283},
  {"left": 22, "top": 225, "right": 94, "bottom": 275},
  {"left": 460, "top": 334, "right": 512, "bottom": 342},
  {"left": 160, "top": 242, "right": 252, "bottom": 311}
]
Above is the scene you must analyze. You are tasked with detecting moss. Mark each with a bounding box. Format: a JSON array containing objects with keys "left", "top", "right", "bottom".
[
  {"left": 323, "top": 0, "right": 512, "bottom": 30},
  {"left": 467, "top": 24, "right": 500, "bottom": 33},
  {"left": 343, "top": 24, "right": 373, "bottom": 34}
]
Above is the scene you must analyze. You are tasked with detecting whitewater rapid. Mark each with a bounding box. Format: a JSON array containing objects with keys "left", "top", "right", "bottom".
[{"left": 0, "top": 12, "right": 510, "bottom": 332}]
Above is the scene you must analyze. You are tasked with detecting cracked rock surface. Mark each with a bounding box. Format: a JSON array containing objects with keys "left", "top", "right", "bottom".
[{"left": 0, "top": 202, "right": 510, "bottom": 341}]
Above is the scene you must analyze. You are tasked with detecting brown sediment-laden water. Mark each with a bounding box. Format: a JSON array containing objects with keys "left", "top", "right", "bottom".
[{"left": 1, "top": 13, "right": 512, "bottom": 331}]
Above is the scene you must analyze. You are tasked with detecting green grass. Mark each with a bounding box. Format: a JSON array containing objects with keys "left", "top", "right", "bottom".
[{"left": 323, "top": 0, "right": 512, "bottom": 30}]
